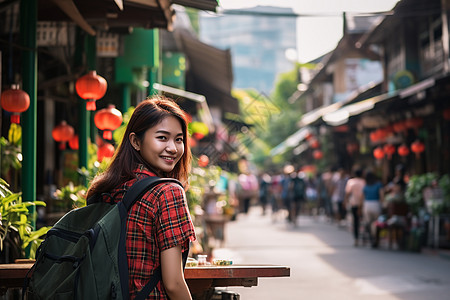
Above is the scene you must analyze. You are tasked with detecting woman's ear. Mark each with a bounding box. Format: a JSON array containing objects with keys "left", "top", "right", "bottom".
[{"left": 129, "top": 132, "right": 140, "bottom": 151}]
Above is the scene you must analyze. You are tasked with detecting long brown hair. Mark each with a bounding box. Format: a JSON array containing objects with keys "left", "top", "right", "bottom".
[{"left": 87, "top": 96, "right": 192, "bottom": 199}]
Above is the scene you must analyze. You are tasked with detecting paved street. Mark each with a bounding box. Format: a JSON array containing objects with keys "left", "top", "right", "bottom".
[{"left": 212, "top": 206, "right": 450, "bottom": 300}]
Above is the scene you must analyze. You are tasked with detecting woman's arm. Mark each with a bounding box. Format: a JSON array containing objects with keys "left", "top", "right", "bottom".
[{"left": 161, "top": 245, "right": 192, "bottom": 300}]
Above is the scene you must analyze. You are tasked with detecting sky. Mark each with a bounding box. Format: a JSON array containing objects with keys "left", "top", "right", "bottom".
[{"left": 217, "top": 0, "right": 400, "bottom": 63}]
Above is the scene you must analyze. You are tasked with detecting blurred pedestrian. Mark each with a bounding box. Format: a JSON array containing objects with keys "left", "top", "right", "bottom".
[
  {"left": 281, "top": 165, "right": 295, "bottom": 219},
  {"left": 259, "top": 173, "right": 271, "bottom": 215},
  {"left": 384, "top": 163, "right": 407, "bottom": 196},
  {"left": 269, "top": 172, "right": 284, "bottom": 222},
  {"left": 289, "top": 170, "right": 306, "bottom": 227},
  {"left": 305, "top": 174, "right": 318, "bottom": 215},
  {"left": 316, "top": 171, "right": 332, "bottom": 220},
  {"left": 237, "top": 171, "right": 259, "bottom": 214},
  {"left": 362, "top": 170, "right": 384, "bottom": 247},
  {"left": 345, "top": 168, "right": 365, "bottom": 247},
  {"left": 331, "top": 167, "right": 348, "bottom": 225}
]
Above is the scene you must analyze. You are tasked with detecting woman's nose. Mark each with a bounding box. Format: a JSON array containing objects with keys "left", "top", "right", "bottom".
[{"left": 165, "top": 140, "right": 178, "bottom": 153}]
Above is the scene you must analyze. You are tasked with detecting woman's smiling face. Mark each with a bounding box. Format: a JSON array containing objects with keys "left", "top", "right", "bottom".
[{"left": 131, "top": 116, "right": 184, "bottom": 174}]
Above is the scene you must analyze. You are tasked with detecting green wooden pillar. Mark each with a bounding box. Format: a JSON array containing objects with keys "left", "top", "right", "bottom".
[
  {"left": 121, "top": 84, "right": 131, "bottom": 112},
  {"left": 86, "top": 35, "right": 97, "bottom": 147},
  {"left": 20, "top": 0, "right": 37, "bottom": 229},
  {"left": 74, "top": 29, "right": 89, "bottom": 186},
  {"left": 148, "top": 67, "right": 158, "bottom": 97},
  {"left": 76, "top": 32, "right": 96, "bottom": 187},
  {"left": 148, "top": 29, "right": 159, "bottom": 96}
]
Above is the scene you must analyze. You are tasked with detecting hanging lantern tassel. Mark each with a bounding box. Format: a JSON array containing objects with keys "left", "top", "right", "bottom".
[
  {"left": 383, "top": 144, "right": 396, "bottom": 160},
  {"left": 69, "top": 134, "right": 79, "bottom": 150},
  {"left": 98, "top": 143, "right": 115, "bottom": 162},
  {"left": 76, "top": 71, "right": 108, "bottom": 111},
  {"left": 397, "top": 144, "right": 410, "bottom": 157},
  {"left": 94, "top": 105, "right": 123, "bottom": 140},
  {"left": 52, "top": 121, "right": 75, "bottom": 150},
  {"left": 411, "top": 140, "right": 425, "bottom": 159},
  {"left": 0, "top": 85, "right": 30, "bottom": 124}
]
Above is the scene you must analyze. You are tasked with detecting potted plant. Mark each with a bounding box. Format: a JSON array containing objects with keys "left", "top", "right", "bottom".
[
  {"left": 1, "top": 178, "right": 50, "bottom": 261},
  {"left": 405, "top": 173, "right": 440, "bottom": 215}
]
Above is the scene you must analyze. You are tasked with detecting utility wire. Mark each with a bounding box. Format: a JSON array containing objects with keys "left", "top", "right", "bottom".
[
  {"left": 214, "top": 9, "right": 394, "bottom": 18},
  {"left": 210, "top": 7, "right": 443, "bottom": 18}
]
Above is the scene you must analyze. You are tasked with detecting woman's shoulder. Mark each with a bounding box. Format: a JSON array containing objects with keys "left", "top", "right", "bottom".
[{"left": 147, "top": 179, "right": 184, "bottom": 197}]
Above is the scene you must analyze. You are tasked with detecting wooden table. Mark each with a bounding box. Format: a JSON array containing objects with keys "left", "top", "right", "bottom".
[
  {"left": 186, "top": 264, "right": 290, "bottom": 299},
  {"left": 1, "top": 263, "right": 290, "bottom": 299}
]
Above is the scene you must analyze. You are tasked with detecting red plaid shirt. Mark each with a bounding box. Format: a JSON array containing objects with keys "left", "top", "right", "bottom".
[{"left": 102, "top": 165, "right": 196, "bottom": 299}]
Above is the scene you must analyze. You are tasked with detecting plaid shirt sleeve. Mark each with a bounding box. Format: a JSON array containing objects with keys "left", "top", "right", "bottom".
[{"left": 156, "top": 182, "right": 196, "bottom": 253}]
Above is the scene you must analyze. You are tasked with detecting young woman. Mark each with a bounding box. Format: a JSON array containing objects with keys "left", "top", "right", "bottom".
[
  {"left": 87, "top": 96, "right": 196, "bottom": 299},
  {"left": 345, "top": 168, "right": 365, "bottom": 247}
]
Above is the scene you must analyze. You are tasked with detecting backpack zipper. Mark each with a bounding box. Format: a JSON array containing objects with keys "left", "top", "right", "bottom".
[{"left": 47, "top": 227, "right": 82, "bottom": 243}]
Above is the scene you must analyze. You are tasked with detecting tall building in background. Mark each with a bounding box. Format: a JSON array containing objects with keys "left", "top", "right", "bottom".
[{"left": 199, "top": 6, "right": 297, "bottom": 94}]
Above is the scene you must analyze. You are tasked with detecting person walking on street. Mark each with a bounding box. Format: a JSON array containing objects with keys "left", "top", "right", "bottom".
[
  {"left": 331, "top": 167, "right": 348, "bottom": 225},
  {"left": 281, "top": 165, "right": 295, "bottom": 219},
  {"left": 259, "top": 173, "right": 271, "bottom": 215},
  {"left": 290, "top": 170, "right": 306, "bottom": 227},
  {"left": 345, "top": 168, "right": 365, "bottom": 247},
  {"left": 86, "top": 96, "right": 196, "bottom": 299},
  {"left": 362, "top": 170, "right": 384, "bottom": 247},
  {"left": 237, "top": 169, "right": 259, "bottom": 214}
]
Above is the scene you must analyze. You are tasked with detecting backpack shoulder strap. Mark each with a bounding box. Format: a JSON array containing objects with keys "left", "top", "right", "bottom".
[
  {"left": 118, "top": 176, "right": 182, "bottom": 299},
  {"left": 121, "top": 176, "right": 182, "bottom": 211}
]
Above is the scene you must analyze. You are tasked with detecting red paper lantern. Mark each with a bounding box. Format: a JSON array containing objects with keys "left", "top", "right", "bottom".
[
  {"left": 346, "top": 142, "right": 359, "bottom": 155},
  {"left": 383, "top": 144, "right": 396, "bottom": 160},
  {"left": 97, "top": 143, "right": 115, "bottom": 162},
  {"left": 94, "top": 105, "right": 123, "bottom": 140},
  {"left": 373, "top": 147, "right": 384, "bottom": 160},
  {"left": 198, "top": 154, "right": 209, "bottom": 167},
  {"left": 52, "top": 121, "right": 74, "bottom": 150},
  {"left": 370, "top": 131, "right": 380, "bottom": 143},
  {"left": 313, "top": 150, "right": 323, "bottom": 160},
  {"left": 0, "top": 85, "right": 30, "bottom": 124},
  {"left": 405, "top": 117, "right": 423, "bottom": 129},
  {"left": 370, "top": 129, "right": 389, "bottom": 143},
  {"left": 397, "top": 144, "right": 410, "bottom": 157},
  {"left": 76, "top": 71, "right": 107, "bottom": 111},
  {"left": 68, "top": 135, "right": 79, "bottom": 150},
  {"left": 411, "top": 140, "right": 425, "bottom": 158},
  {"left": 393, "top": 121, "right": 407, "bottom": 133},
  {"left": 309, "top": 138, "right": 320, "bottom": 149}
]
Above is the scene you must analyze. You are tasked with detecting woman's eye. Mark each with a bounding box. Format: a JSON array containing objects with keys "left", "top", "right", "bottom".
[
  {"left": 157, "top": 136, "right": 167, "bottom": 140},
  {"left": 176, "top": 137, "right": 184, "bottom": 143}
]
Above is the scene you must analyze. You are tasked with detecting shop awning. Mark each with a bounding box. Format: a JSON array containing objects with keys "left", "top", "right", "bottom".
[
  {"left": 298, "top": 102, "right": 343, "bottom": 127},
  {"left": 270, "top": 127, "right": 311, "bottom": 156},
  {"left": 297, "top": 81, "right": 383, "bottom": 127},
  {"left": 38, "top": 0, "right": 219, "bottom": 35},
  {"left": 323, "top": 91, "right": 399, "bottom": 126},
  {"left": 322, "top": 75, "right": 444, "bottom": 126},
  {"left": 39, "top": 0, "right": 174, "bottom": 34}
]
